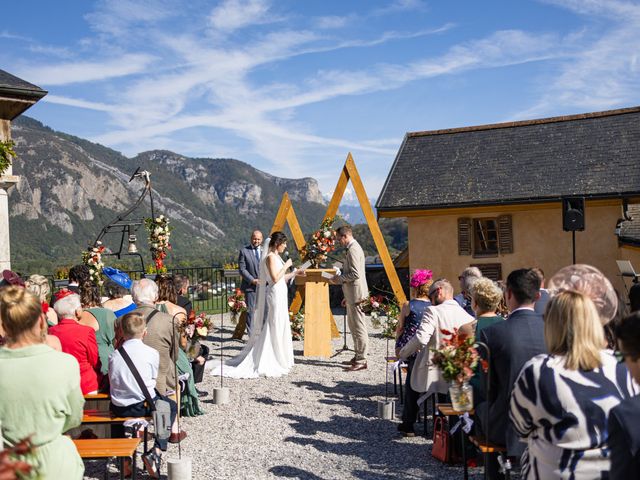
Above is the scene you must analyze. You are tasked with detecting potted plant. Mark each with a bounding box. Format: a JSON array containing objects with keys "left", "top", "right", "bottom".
[{"left": 431, "top": 328, "right": 482, "bottom": 412}]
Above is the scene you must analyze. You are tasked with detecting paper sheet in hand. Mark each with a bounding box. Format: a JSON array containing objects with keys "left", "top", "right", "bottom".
[
  {"left": 321, "top": 271, "right": 335, "bottom": 280},
  {"left": 299, "top": 260, "right": 312, "bottom": 270}
]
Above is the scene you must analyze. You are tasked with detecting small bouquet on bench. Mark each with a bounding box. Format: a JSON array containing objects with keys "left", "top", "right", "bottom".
[
  {"left": 180, "top": 311, "right": 213, "bottom": 360},
  {"left": 0, "top": 436, "right": 38, "bottom": 479}
]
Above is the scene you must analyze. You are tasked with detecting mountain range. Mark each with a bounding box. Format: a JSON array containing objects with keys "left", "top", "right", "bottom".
[{"left": 8, "top": 117, "right": 406, "bottom": 274}]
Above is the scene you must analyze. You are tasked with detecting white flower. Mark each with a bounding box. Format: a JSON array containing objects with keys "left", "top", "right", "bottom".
[{"left": 323, "top": 231, "right": 331, "bottom": 238}]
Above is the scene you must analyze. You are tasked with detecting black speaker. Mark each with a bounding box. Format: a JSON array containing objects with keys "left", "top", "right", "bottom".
[{"left": 562, "top": 197, "right": 585, "bottom": 231}]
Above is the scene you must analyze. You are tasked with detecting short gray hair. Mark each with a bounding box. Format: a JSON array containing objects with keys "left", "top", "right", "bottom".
[
  {"left": 132, "top": 278, "right": 159, "bottom": 305},
  {"left": 429, "top": 278, "right": 454, "bottom": 297},
  {"left": 460, "top": 266, "right": 483, "bottom": 292},
  {"left": 53, "top": 293, "right": 81, "bottom": 319}
]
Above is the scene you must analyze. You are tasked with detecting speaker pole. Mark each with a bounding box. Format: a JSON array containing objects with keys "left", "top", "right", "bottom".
[{"left": 572, "top": 231, "right": 576, "bottom": 265}]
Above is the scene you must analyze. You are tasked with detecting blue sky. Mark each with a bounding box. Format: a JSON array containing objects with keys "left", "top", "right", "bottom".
[{"left": 2, "top": 0, "right": 639, "bottom": 200}]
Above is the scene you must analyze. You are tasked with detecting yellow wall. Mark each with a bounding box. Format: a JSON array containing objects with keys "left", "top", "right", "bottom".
[{"left": 407, "top": 201, "right": 637, "bottom": 293}]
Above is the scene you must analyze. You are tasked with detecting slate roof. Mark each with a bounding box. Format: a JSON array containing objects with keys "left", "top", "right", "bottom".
[
  {"left": 376, "top": 107, "right": 640, "bottom": 212},
  {"left": 0, "top": 69, "right": 47, "bottom": 99}
]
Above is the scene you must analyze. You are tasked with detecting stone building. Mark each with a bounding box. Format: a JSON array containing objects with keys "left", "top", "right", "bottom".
[{"left": 376, "top": 106, "right": 640, "bottom": 292}]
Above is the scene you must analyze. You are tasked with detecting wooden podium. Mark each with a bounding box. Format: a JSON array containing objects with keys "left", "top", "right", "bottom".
[{"left": 296, "top": 269, "right": 335, "bottom": 357}]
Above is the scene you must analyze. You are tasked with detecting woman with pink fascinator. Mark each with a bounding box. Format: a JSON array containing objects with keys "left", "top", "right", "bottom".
[{"left": 395, "top": 268, "right": 433, "bottom": 437}]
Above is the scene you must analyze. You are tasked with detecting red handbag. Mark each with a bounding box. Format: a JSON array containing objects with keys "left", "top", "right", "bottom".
[{"left": 432, "top": 416, "right": 451, "bottom": 463}]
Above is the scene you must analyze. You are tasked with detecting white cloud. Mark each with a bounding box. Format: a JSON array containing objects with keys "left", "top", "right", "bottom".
[
  {"left": 16, "top": 53, "right": 156, "bottom": 86},
  {"left": 44, "top": 95, "right": 118, "bottom": 112},
  {"left": 314, "top": 15, "right": 351, "bottom": 29},
  {"left": 208, "top": 0, "right": 272, "bottom": 33}
]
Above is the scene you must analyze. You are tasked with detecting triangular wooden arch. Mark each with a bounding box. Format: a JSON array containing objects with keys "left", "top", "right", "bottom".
[
  {"left": 270, "top": 193, "right": 340, "bottom": 337},
  {"left": 324, "top": 152, "right": 408, "bottom": 306}
]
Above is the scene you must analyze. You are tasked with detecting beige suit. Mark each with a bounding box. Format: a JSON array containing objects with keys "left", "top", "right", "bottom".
[
  {"left": 399, "top": 299, "right": 474, "bottom": 394},
  {"left": 134, "top": 305, "right": 180, "bottom": 396},
  {"left": 337, "top": 240, "right": 369, "bottom": 363}
]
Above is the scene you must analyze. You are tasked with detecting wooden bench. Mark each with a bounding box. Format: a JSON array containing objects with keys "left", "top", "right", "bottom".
[
  {"left": 74, "top": 438, "right": 141, "bottom": 480},
  {"left": 437, "top": 403, "right": 475, "bottom": 416},
  {"left": 81, "top": 410, "right": 151, "bottom": 454},
  {"left": 85, "top": 392, "right": 111, "bottom": 401},
  {"left": 469, "top": 436, "right": 512, "bottom": 479},
  {"left": 437, "top": 403, "right": 475, "bottom": 480}
]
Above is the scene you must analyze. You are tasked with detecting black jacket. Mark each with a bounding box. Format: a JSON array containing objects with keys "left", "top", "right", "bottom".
[{"left": 609, "top": 394, "right": 640, "bottom": 479}]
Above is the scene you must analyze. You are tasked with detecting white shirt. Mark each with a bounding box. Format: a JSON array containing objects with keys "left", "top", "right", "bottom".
[{"left": 108, "top": 338, "right": 159, "bottom": 407}]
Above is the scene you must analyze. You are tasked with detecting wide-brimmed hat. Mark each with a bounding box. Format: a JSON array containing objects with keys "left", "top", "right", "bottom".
[
  {"left": 102, "top": 267, "right": 132, "bottom": 290},
  {"left": 1, "top": 269, "right": 25, "bottom": 288}
]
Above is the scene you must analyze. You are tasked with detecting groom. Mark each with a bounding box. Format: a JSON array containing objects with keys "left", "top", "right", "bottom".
[
  {"left": 332, "top": 225, "right": 369, "bottom": 371},
  {"left": 238, "top": 230, "right": 263, "bottom": 335}
]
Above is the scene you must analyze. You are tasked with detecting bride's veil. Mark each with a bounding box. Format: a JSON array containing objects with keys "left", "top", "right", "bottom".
[{"left": 249, "top": 236, "right": 271, "bottom": 339}]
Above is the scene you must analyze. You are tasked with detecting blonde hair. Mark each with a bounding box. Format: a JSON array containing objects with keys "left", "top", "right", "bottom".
[
  {"left": 120, "top": 312, "right": 146, "bottom": 338},
  {"left": 472, "top": 278, "right": 503, "bottom": 313},
  {"left": 0, "top": 286, "right": 42, "bottom": 340},
  {"left": 414, "top": 279, "right": 434, "bottom": 298},
  {"left": 544, "top": 290, "right": 604, "bottom": 371},
  {"left": 25, "top": 274, "right": 51, "bottom": 303}
]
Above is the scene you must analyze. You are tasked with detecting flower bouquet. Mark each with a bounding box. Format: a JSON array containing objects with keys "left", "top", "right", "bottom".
[
  {"left": 431, "top": 328, "right": 483, "bottom": 411},
  {"left": 81, "top": 241, "right": 106, "bottom": 285},
  {"left": 360, "top": 294, "right": 400, "bottom": 339},
  {"left": 180, "top": 311, "right": 213, "bottom": 360},
  {"left": 0, "top": 436, "right": 39, "bottom": 479},
  {"left": 289, "top": 310, "right": 304, "bottom": 340},
  {"left": 227, "top": 288, "right": 247, "bottom": 324},
  {"left": 300, "top": 218, "right": 337, "bottom": 268},
  {"left": 144, "top": 214, "right": 172, "bottom": 273}
]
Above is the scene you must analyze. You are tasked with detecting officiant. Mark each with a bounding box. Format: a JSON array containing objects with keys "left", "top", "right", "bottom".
[{"left": 238, "top": 230, "right": 263, "bottom": 335}]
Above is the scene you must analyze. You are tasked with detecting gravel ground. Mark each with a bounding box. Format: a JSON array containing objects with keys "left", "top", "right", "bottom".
[{"left": 85, "top": 311, "right": 483, "bottom": 480}]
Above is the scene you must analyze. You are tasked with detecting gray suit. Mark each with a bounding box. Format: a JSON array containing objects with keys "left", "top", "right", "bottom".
[
  {"left": 400, "top": 299, "right": 474, "bottom": 394},
  {"left": 337, "top": 240, "right": 369, "bottom": 363},
  {"left": 238, "top": 244, "right": 262, "bottom": 333}
]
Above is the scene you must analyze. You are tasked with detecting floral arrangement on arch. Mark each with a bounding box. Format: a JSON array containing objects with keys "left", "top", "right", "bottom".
[
  {"left": 144, "top": 215, "right": 172, "bottom": 272},
  {"left": 289, "top": 309, "right": 304, "bottom": 340},
  {"left": 360, "top": 294, "right": 400, "bottom": 339},
  {"left": 431, "top": 328, "right": 485, "bottom": 385},
  {"left": 227, "top": 288, "right": 247, "bottom": 323},
  {"left": 179, "top": 310, "right": 213, "bottom": 360},
  {"left": 300, "top": 217, "right": 337, "bottom": 268},
  {"left": 81, "top": 241, "right": 106, "bottom": 285}
]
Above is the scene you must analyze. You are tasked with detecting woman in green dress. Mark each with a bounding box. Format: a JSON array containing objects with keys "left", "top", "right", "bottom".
[
  {"left": 79, "top": 280, "right": 116, "bottom": 387},
  {"left": 0, "top": 286, "right": 84, "bottom": 479}
]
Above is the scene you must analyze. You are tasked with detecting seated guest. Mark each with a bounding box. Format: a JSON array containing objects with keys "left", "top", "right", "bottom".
[
  {"left": 131, "top": 279, "right": 181, "bottom": 403},
  {"left": 155, "top": 275, "right": 204, "bottom": 416},
  {"left": 394, "top": 269, "right": 433, "bottom": 436},
  {"left": 454, "top": 266, "right": 482, "bottom": 316},
  {"left": 475, "top": 268, "right": 547, "bottom": 470},
  {"left": 531, "top": 267, "right": 550, "bottom": 315},
  {"left": 510, "top": 291, "right": 634, "bottom": 479},
  {"left": 0, "top": 286, "right": 84, "bottom": 479},
  {"left": 609, "top": 311, "right": 640, "bottom": 479},
  {"left": 109, "top": 312, "right": 179, "bottom": 479},
  {"left": 102, "top": 267, "right": 135, "bottom": 318},
  {"left": 173, "top": 274, "right": 193, "bottom": 317},
  {"left": 50, "top": 264, "right": 89, "bottom": 307},
  {"left": 79, "top": 280, "right": 116, "bottom": 386},
  {"left": 399, "top": 278, "right": 474, "bottom": 436},
  {"left": 49, "top": 291, "right": 100, "bottom": 394},
  {"left": 25, "top": 274, "right": 58, "bottom": 326},
  {"left": 459, "top": 277, "right": 504, "bottom": 403}
]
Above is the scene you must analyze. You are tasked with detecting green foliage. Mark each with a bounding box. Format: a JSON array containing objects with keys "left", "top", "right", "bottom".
[{"left": 0, "top": 139, "right": 16, "bottom": 175}]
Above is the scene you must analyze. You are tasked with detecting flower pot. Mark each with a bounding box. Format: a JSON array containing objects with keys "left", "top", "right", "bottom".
[{"left": 449, "top": 381, "right": 473, "bottom": 412}]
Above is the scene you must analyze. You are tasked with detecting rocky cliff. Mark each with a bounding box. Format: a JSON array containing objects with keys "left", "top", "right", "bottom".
[{"left": 8, "top": 117, "right": 326, "bottom": 272}]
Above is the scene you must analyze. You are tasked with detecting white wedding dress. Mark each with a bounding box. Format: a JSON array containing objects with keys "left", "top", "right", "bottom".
[{"left": 211, "top": 248, "right": 294, "bottom": 378}]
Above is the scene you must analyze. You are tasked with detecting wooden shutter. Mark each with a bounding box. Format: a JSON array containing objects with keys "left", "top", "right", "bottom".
[
  {"left": 458, "top": 217, "right": 472, "bottom": 256},
  {"left": 497, "top": 214, "right": 513, "bottom": 254},
  {"left": 471, "top": 263, "right": 503, "bottom": 281}
]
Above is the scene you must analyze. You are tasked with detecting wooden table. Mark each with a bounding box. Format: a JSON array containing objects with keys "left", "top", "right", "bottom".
[
  {"left": 296, "top": 269, "right": 336, "bottom": 357},
  {"left": 74, "top": 438, "right": 140, "bottom": 480}
]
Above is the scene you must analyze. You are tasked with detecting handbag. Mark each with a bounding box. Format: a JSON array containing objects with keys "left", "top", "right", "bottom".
[
  {"left": 118, "top": 345, "right": 172, "bottom": 441},
  {"left": 432, "top": 416, "right": 451, "bottom": 463}
]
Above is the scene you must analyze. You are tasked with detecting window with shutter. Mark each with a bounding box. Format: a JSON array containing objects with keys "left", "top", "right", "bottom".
[
  {"left": 458, "top": 218, "right": 472, "bottom": 255},
  {"left": 473, "top": 218, "right": 499, "bottom": 257},
  {"left": 497, "top": 214, "right": 513, "bottom": 254},
  {"left": 471, "top": 263, "right": 503, "bottom": 281}
]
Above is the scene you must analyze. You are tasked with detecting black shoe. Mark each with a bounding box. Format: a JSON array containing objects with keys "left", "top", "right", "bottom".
[
  {"left": 143, "top": 451, "right": 161, "bottom": 479},
  {"left": 196, "top": 388, "right": 207, "bottom": 398},
  {"left": 397, "top": 424, "right": 416, "bottom": 437}
]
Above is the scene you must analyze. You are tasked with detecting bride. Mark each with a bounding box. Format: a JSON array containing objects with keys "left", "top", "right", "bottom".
[{"left": 212, "top": 231, "right": 304, "bottom": 378}]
